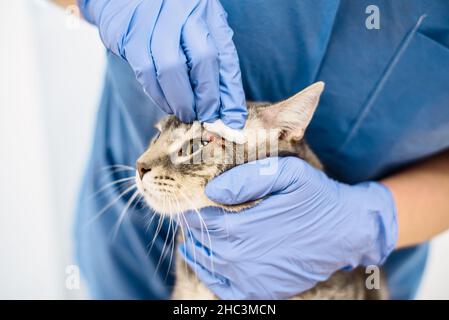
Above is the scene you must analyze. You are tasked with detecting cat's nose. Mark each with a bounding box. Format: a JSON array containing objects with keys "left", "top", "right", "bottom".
[{"left": 136, "top": 160, "right": 152, "bottom": 179}]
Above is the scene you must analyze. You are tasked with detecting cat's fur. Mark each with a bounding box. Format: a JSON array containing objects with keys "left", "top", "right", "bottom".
[{"left": 135, "top": 82, "right": 387, "bottom": 300}]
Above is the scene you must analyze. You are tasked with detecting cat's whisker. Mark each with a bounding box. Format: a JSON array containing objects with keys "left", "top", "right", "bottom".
[
  {"left": 111, "top": 188, "right": 141, "bottom": 239},
  {"left": 144, "top": 209, "right": 160, "bottom": 234},
  {"left": 100, "top": 168, "right": 136, "bottom": 179},
  {"left": 147, "top": 194, "right": 174, "bottom": 257},
  {"left": 97, "top": 165, "right": 136, "bottom": 181},
  {"left": 83, "top": 183, "right": 137, "bottom": 228},
  {"left": 140, "top": 194, "right": 158, "bottom": 232},
  {"left": 177, "top": 189, "right": 215, "bottom": 275},
  {"left": 175, "top": 189, "right": 206, "bottom": 252},
  {"left": 176, "top": 212, "right": 189, "bottom": 276},
  {"left": 178, "top": 211, "right": 201, "bottom": 278},
  {"left": 88, "top": 176, "right": 136, "bottom": 200},
  {"left": 191, "top": 210, "right": 215, "bottom": 275},
  {"left": 101, "top": 164, "right": 135, "bottom": 171},
  {"left": 156, "top": 198, "right": 175, "bottom": 263},
  {"left": 147, "top": 206, "right": 165, "bottom": 255},
  {"left": 159, "top": 198, "right": 180, "bottom": 281},
  {"left": 153, "top": 214, "right": 174, "bottom": 278},
  {"left": 133, "top": 193, "right": 145, "bottom": 212},
  {"left": 164, "top": 218, "right": 178, "bottom": 282},
  {"left": 166, "top": 196, "right": 193, "bottom": 281}
]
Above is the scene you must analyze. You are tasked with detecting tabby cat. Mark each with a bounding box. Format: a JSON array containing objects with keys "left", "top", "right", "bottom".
[{"left": 135, "top": 82, "right": 386, "bottom": 299}]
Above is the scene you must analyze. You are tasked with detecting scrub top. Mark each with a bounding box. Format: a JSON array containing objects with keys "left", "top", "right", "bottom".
[{"left": 75, "top": 0, "right": 449, "bottom": 299}]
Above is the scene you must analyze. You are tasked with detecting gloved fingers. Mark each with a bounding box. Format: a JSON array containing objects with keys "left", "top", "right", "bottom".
[
  {"left": 204, "top": 0, "right": 247, "bottom": 129},
  {"left": 182, "top": 4, "right": 221, "bottom": 124},
  {"left": 205, "top": 157, "right": 305, "bottom": 205},
  {"left": 179, "top": 241, "right": 242, "bottom": 300},
  {"left": 151, "top": 0, "right": 196, "bottom": 123},
  {"left": 123, "top": 0, "right": 172, "bottom": 114},
  {"left": 185, "top": 234, "right": 218, "bottom": 271},
  {"left": 178, "top": 240, "right": 227, "bottom": 285}
]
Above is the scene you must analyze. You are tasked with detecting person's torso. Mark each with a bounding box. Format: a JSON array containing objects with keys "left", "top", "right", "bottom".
[{"left": 221, "top": 0, "right": 449, "bottom": 182}]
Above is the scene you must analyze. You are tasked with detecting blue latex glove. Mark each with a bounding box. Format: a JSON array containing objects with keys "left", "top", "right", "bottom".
[
  {"left": 180, "top": 157, "right": 398, "bottom": 299},
  {"left": 78, "top": 0, "right": 247, "bottom": 128}
]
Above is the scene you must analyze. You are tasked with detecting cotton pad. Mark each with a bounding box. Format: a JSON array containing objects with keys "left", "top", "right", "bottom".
[{"left": 203, "top": 119, "right": 247, "bottom": 144}]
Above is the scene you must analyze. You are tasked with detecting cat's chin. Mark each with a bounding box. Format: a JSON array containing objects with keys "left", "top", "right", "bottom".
[
  {"left": 215, "top": 200, "right": 261, "bottom": 213},
  {"left": 137, "top": 171, "right": 262, "bottom": 215},
  {"left": 141, "top": 193, "right": 216, "bottom": 216},
  {"left": 142, "top": 195, "right": 260, "bottom": 216},
  {"left": 143, "top": 198, "right": 196, "bottom": 216}
]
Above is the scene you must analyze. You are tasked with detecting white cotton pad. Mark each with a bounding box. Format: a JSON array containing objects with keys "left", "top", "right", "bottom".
[{"left": 203, "top": 119, "right": 247, "bottom": 144}]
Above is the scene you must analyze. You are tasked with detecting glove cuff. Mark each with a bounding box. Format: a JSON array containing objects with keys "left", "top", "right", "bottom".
[{"left": 351, "top": 181, "right": 398, "bottom": 266}]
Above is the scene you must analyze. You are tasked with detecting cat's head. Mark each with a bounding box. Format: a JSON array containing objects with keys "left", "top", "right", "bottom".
[{"left": 135, "top": 82, "right": 324, "bottom": 215}]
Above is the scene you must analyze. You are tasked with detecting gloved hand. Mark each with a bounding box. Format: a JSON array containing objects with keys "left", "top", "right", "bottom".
[
  {"left": 179, "top": 157, "right": 398, "bottom": 299},
  {"left": 78, "top": 0, "right": 247, "bottom": 128}
]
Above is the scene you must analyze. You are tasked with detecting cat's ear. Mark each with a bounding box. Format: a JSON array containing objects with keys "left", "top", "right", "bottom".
[{"left": 261, "top": 81, "right": 324, "bottom": 141}]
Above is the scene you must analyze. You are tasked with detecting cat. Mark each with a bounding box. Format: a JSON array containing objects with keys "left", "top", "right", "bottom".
[{"left": 135, "top": 82, "right": 387, "bottom": 300}]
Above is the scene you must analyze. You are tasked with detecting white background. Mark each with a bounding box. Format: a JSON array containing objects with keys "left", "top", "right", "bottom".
[{"left": 0, "top": 0, "right": 448, "bottom": 299}]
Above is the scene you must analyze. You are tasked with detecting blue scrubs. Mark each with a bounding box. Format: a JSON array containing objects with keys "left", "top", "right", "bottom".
[{"left": 75, "top": 0, "right": 449, "bottom": 299}]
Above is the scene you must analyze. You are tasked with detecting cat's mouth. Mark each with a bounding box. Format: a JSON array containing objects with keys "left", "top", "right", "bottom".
[
  {"left": 136, "top": 167, "right": 260, "bottom": 216},
  {"left": 135, "top": 170, "right": 212, "bottom": 216}
]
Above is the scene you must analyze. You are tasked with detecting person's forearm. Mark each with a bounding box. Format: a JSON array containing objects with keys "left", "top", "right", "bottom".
[{"left": 382, "top": 149, "right": 449, "bottom": 249}]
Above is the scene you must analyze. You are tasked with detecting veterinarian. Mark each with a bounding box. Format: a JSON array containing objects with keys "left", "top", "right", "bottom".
[{"left": 65, "top": 0, "right": 449, "bottom": 299}]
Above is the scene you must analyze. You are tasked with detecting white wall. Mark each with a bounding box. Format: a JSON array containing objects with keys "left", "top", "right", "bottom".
[
  {"left": 0, "top": 0, "right": 60, "bottom": 299},
  {"left": 0, "top": 0, "right": 447, "bottom": 299},
  {"left": 0, "top": 0, "right": 105, "bottom": 299}
]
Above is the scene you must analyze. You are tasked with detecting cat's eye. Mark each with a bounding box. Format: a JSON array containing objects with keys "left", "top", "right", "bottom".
[{"left": 177, "top": 138, "right": 209, "bottom": 158}]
